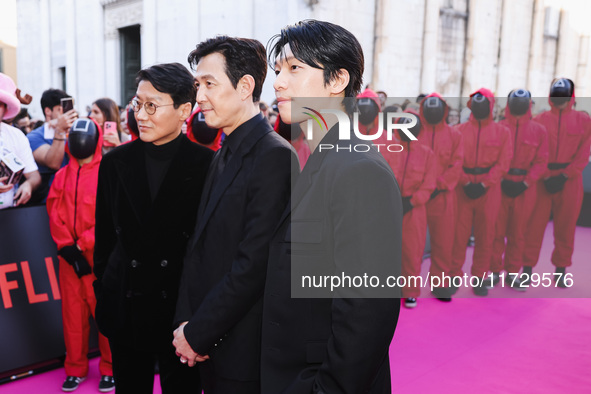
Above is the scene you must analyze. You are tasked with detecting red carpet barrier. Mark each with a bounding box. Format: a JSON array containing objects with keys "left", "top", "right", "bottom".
[{"left": 0, "top": 205, "right": 65, "bottom": 380}]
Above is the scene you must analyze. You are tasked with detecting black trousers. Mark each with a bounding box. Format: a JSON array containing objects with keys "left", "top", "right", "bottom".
[
  {"left": 199, "top": 360, "right": 260, "bottom": 394},
  {"left": 109, "top": 335, "right": 200, "bottom": 394}
]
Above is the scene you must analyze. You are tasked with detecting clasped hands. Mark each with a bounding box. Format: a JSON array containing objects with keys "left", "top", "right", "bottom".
[{"left": 172, "top": 322, "right": 210, "bottom": 367}]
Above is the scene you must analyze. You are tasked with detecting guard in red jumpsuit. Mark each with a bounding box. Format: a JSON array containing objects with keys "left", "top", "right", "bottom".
[
  {"left": 47, "top": 118, "right": 113, "bottom": 392},
  {"left": 186, "top": 107, "right": 223, "bottom": 151},
  {"left": 355, "top": 88, "right": 396, "bottom": 163},
  {"left": 274, "top": 114, "right": 311, "bottom": 170},
  {"left": 491, "top": 89, "right": 548, "bottom": 289},
  {"left": 418, "top": 93, "right": 464, "bottom": 300},
  {"left": 450, "top": 88, "right": 512, "bottom": 296},
  {"left": 523, "top": 78, "right": 591, "bottom": 286},
  {"left": 390, "top": 110, "right": 437, "bottom": 308}
]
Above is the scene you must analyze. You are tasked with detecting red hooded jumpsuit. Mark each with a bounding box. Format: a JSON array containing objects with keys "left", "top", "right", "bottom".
[
  {"left": 451, "top": 88, "right": 513, "bottom": 279},
  {"left": 186, "top": 107, "right": 223, "bottom": 151},
  {"left": 273, "top": 114, "right": 311, "bottom": 170},
  {"left": 47, "top": 119, "right": 112, "bottom": 378},
  {"left": 523, "top": 91, "right": 591, "bottom": 269},
  {"left": 418, "top": 93, "right": 464, "bottom": 280},
  {"left": 492, "top": 101, "right": 548, "bottom": 274},
  {"left": 390, "top": 109, "right": 437, "bottom": 298}
]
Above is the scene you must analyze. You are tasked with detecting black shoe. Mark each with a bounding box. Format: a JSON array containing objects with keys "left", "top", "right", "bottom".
[
  {"left": 472, "top": 283, "right": 488, "bottom": 297},
  {"left": 404, "top": 298, "right": 417, "bottom": 308},
  {"left": 435, "top": 297, "right": 452, "bottom": 302},
  {"left": 486, "top": 272, "right": 501, "bottom": 289},
  {"left": 449, "top": 277, "right": 462, "bottom": 295},
  {"left": 509, "top": 277, "right": 527, "bottom": 292},
  {"left": 62, "top": 376, "right": 85, "bottom": 392},
  {"left": 555, "top": 275, "right": 568, "bottom": 288},
  {"left": 431, "top": 286, "right": 452, "bottom": 300},
  {"left": 98, "top": 375, "right": 115, "bottom": 392}
]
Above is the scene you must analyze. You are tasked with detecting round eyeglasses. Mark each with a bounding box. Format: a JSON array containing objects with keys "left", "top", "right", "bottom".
[{"left": 131, "top": 98, "right": 175, "bottom": 115}]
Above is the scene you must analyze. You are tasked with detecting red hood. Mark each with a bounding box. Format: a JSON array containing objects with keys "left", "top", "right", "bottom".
[
  {"left": 357, "top": 88, "right": 381, "bottom": 111},
  {"left": 468, "top": 87, "right": 495, "bottom": 122},
  {"left": 65, "top": 117, "right": 103, "bottom": 165},
  {"left": 186, "top": 107, "right": 223, "bottom": 150},
  {"left": 548, "top": 78, "right": 575, "bottom": 113},
  {"left": 419, "top": 92, "right": 449, "bottom": 129}
]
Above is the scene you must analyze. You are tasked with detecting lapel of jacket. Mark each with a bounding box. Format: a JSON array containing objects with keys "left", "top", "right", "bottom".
[
  {"left": 190, "top": 117, "right": 272, "bottom": 247},
  {"left": 113, "top": 140, "right": 151, "bottom": 225}
]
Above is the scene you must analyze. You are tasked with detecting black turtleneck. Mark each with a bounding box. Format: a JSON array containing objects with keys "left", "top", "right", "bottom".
[{"left": 144, "top": 132, "right": 183, "bottom": 201}]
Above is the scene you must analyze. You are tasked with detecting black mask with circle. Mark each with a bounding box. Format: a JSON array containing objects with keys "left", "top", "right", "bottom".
[
  {"left": 507, "top": 89, "right": 531, "bottom": 116},
  {"left": 422, "top": 96, "right": 446, "bottom": 125},
  {"left": 470, "top": 93, "right": 490, "bottom": 120},
  {"left": 68, "top": 119, "right": 99, "bottom": 160}
]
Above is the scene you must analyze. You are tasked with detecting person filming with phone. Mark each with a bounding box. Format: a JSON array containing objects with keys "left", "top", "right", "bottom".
[
  {"left": 27, "top": 88, "right": 78, "bottom": 204},
  {"left": 89, "top": 98, "right": 126, "bottom": 154}
]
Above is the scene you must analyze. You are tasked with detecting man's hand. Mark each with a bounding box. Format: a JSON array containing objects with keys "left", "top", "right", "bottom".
[
  {"left": 55, "top": 109, "right": 78, "bottom": 134},
  {"left": 13, "top": 181, "right": 32, "bottom": 206},
  {"left": 172, "top": 322, "right": 209, "bottom": 367},
  {"left": 0, "top": 177, "right": 13, "bottom": 194}
]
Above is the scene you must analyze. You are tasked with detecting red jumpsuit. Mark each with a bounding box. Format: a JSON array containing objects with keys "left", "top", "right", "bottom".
[
  {"left": 274, "top": 115, "right": 311, "bottom": 169},
  {"left": 390, "top": 110, "right": 437, "bottom": 298},
  {"left": 418, "top": 93, "right": 464, "bottom": 280},
  {"left": 491, "top": 103, "right": 548, "bottom": 274},
  {"left": 523, "top": 93, "right": 591, "bottom": 268},
  {"left": 47, "top": 120, "right": 112, "bottom": 378},
  {"left": 451, "top": 88, "right": 513, "bottom": 278}
]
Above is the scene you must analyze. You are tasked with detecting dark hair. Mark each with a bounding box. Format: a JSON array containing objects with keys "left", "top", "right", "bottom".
[
  {"left": 126, "top": 105, "right": 139, "bottom": 137},
  {"left": 188, "top": 36, "right": 267, "bottom": 103},
  {"left": 12, "top": 108, "right": 30, "bottom": 123},
  {"left": 268, "top": 19, "right": 364, "bottom": 113},
  {"left": 93, "top": 97, "right": 123, "bottom": 134},
  {"left": 40, "top": 89, "right": 70, "bottom": 112},
  {"left": 136, "top": 62, "right": 196, "bottom": 108}
]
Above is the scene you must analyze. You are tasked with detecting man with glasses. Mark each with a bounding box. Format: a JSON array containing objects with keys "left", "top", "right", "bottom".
[{"left": 93, "top": 62, "right": 213, "bottom": 393}]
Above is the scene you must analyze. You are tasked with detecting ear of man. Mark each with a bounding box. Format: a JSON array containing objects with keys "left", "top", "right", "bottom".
[
  {"left": 238, "top": 74, "right": 256, "bottom": 102},
  {"left": 329, "top": 69, "right": 350, "bottom": 97}
]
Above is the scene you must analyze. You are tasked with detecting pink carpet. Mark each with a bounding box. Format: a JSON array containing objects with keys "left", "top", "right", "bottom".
[{"left": 1, "top": 223, "right": 590, "bottom": 393}]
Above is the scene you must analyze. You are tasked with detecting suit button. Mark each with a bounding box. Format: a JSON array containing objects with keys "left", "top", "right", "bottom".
[
  {"left": 130, "top": 260, "right": 138, "bottom": 268},
  {"left": 125, "top": 290, "right": 132, "bottom": 298},
  {"left": 161, "top": 291, "right": 167, "bottom": 299},
  {"left": 160, "top": 260, "right": 168, "bottom": 268},
  {"left": 115, "top": 226, "right": 122, "bottom": 235},
  {"left": 182, "top": 232, "right": 189, "bottom": 239}
]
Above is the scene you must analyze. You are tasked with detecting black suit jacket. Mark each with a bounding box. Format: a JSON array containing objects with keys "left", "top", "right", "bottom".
[
  {"left": 261, "top": 126, "right": 402, "bottom": 393},
  {"left": 93, "top": 135, "right": 213, "bottom": 347},
  {"left": 175, "top": 114, "right": 298, "bottom": 381}
]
